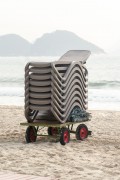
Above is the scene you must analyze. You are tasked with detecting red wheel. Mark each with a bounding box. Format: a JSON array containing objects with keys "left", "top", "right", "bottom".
[
  {"left": 48, "top": 127, "right": 59, "bottom": 136},
  {"left": 76, "top": 124, "right": 88, "bottom": 140},
  {"left": 25, "top": 126, "right": 37, "bottom": 143},
  {"left": 60, "top": 128, "right": 70, "bottom": 145}
]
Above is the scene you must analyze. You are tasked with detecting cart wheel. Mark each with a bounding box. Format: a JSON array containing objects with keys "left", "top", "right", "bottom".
[
  {"left": 76, "top": 124, "right": 88, "bottom": 140},
  {"left": 60, "top": 128, "right": 70, "bottom": 145},
  {"left": 48, "top": 127, "right": 58, "bottom": 136},
  {"left": 25, "top": 126, "right": 37, "bottom": 143}
]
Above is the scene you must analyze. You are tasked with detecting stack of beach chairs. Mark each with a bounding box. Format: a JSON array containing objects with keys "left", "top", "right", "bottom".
[{"left": 25, "top": 50, "right": 90, "bottom": 123}]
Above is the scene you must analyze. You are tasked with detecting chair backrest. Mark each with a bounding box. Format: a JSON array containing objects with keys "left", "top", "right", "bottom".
[{"left": 58, "top": 50, "right": 91, "bottom": 63}]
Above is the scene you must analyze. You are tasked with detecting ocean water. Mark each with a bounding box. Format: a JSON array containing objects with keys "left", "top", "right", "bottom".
[{"left": 0, "top": 54, "right": 120, "bottom": 110}]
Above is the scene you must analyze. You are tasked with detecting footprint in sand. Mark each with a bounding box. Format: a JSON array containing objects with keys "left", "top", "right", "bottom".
[
  {"left": 75, "top": 167, "right": 84, "bottom": 171},
  {"left": 84, "top": 150, "right": 93, "bottom": 153},
  {"left": 87, "top": 166, "right": 99, "bottom": 170},
  {"left": 115, "top": 145, "right": 120, "bottom": 149}
]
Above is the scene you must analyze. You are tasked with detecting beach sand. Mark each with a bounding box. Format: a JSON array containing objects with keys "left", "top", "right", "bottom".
[{"left": 0, "top": 105, "right": 120, "bottom": 180}]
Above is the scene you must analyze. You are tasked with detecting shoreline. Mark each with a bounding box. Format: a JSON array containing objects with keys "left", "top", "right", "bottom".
[
  {"left": 1, "top": 87, "right": 120, "bottom": 111},
  {"left": 0, "top": 104, "right": 120, "bottom": 112}
]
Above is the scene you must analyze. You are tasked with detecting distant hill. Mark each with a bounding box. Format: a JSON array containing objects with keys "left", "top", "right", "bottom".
[
  {"left": 0, "top": 34, "right": 31, "bottom": 56},
  {"left": 0, "top": 31, "right": 104, "bottom": 56},
  {"left": 32, "top": 30, "right": 104, "bottom": 56}
]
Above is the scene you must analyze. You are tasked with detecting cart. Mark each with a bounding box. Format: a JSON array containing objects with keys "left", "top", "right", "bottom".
[
  {"left": 21, "top": 50, "right": 92, "bottom": 145},
  {"left": 20, "top": 116, "right": 92, "bottom": 145}
]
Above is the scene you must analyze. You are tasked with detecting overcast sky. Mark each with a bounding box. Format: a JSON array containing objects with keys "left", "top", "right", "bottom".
[{"left": 0, "top": 0, "right": 120, "bottom": 51}]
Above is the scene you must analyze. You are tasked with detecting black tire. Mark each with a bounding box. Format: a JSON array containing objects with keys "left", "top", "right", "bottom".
[
  {"left": 60, "top": 128, "right": 70, "bottom": 145},
  {"left": 48, "top": 127, "right": 59, "bottom": 136},
  {"left": 25, "top": 126, "right": 37, "bottom": 143},
  {"left": 76, "top": 124, "right": 88, "bottom": 140}
]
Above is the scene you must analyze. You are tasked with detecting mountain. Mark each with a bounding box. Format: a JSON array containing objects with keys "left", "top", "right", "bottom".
[
  {"left": 0, "top": 31, "right": 104, "bottom": 56},
  {"left": 32, "top": 30, "right": 104, "bottom": 56},
  {"left": 0, "top": 34, "right": 31, "bottom": 56}
]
